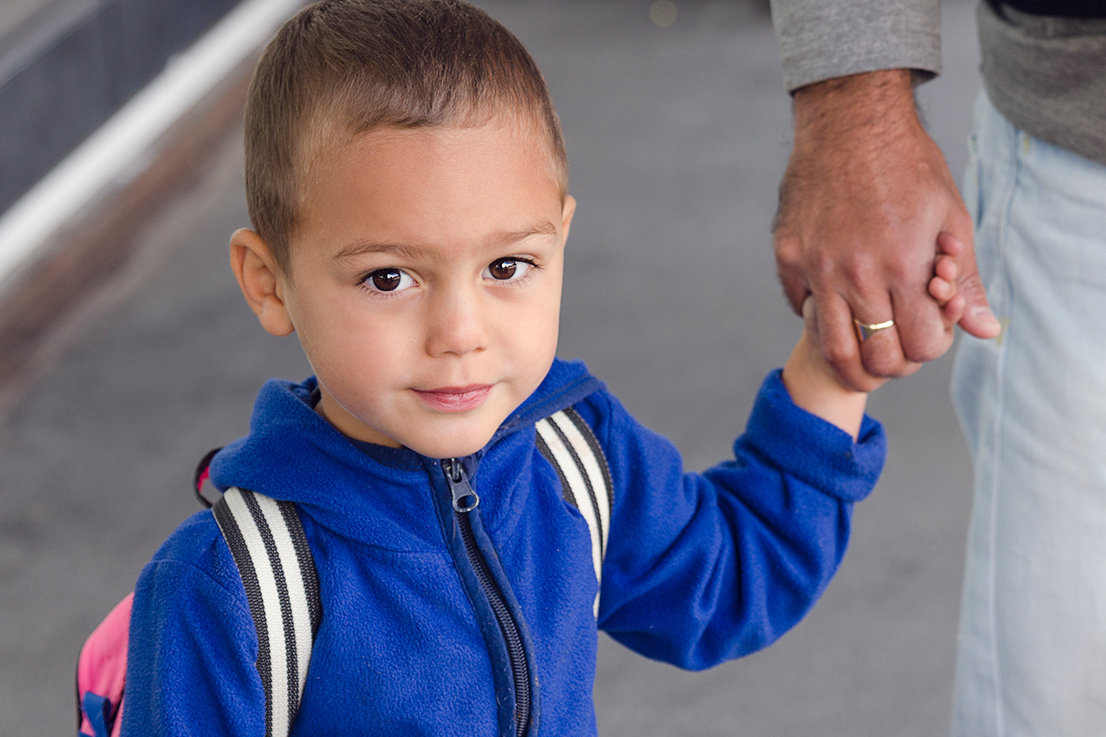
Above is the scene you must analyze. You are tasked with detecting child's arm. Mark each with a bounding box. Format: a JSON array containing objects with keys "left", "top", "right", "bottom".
[
  {"left": 592, "top": 243, "right": 962, "bottom": 667},
  {"left": 782, "top": 315, "right": 869, "bottom": 441},
  {"left": 122, "top": 521, "right": 266, "bottom": 736},
  {"left": 782, "top": 296, "right": 873, "bottom": 440}
]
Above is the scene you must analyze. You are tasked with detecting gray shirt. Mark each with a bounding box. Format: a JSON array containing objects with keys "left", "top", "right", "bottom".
[{"left": 771, "top": 0, "right": 1106, "bottom": 167}]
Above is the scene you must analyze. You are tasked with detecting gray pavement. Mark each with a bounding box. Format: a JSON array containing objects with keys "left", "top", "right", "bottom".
[
  {"left": 0, "top": 1, "right": 984, "bottom": 734},
  {"left": 0, "top": 0, "right": 53, "bottom": 39}
]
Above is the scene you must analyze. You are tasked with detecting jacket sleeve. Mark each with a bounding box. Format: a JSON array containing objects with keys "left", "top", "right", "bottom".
[
  {"left": 770, "top": 0, "right": 941, "bottom": 91},
  {"left": 122, "top": 512, "right": 266, "bottom": 736},
  {"left": 581, "top": 369, "right": 885, "bottom": 670}
]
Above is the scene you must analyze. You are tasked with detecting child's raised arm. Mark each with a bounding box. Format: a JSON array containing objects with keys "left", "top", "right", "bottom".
[{"left": 781, "top": 297, "right": 872, "bottom": 440}]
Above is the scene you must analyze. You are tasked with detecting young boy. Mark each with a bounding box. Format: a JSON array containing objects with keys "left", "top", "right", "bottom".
[{"left": 121, "top": 1, "right": 962, "bottom": 734}]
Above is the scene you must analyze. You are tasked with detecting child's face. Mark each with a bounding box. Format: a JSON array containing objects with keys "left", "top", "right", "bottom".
[{"left": 254, "top": 122, "right": 574, "bottom": 459}]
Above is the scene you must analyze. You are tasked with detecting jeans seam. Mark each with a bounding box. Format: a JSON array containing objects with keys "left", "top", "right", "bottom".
[{"left": 985, "top": 118, "right": 1023, "bottom": 737}]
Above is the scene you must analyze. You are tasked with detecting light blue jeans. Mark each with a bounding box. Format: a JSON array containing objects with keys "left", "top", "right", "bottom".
[{"left": 951, "top": 91, "right": 1106, "bottom": 736}]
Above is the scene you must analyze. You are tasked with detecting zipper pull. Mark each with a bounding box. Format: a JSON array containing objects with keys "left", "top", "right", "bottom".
[{"left": 442, "top": 459, "right": 480, "bottom": 513}]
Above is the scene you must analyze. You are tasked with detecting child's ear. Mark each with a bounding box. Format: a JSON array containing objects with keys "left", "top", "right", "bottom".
[
  {"left": 561, "top": 195, "right": 577, "bottom": 242},
  {"left": 229, "top": 228, "right": 295, "bottom": 337}
]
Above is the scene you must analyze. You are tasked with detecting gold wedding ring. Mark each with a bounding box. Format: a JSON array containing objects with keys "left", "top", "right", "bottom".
[{"left": 854, "top": 317, "right": 895, "bottom": 341}]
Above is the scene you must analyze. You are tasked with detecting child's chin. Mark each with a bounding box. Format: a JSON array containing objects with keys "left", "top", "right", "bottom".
[{"left": 407, "top": 432, "right": 495, "bottom": 461}]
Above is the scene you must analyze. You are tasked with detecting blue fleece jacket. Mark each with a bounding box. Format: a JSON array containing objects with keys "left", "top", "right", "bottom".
[{"left": 122, "top": 358, "right": 884, "bottom": 736}]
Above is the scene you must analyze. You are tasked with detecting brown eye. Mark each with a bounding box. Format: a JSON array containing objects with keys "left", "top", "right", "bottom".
[
  {"left": 364, "top": 268, "right": 413, "bottom": 293},
  {"left": 488, "top": 258, "right": 518, "bottom": 280},
  {"left": 485, "top": 258, "right": 534, "bottom": 282}
]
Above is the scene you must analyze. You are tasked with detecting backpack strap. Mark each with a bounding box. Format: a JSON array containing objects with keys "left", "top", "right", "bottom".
[
  {"left": 534, "top": 406, "right": 612, "bottom": 616},
  {"left": 212, "top": 488, "right": 321, "bottom": 737}
]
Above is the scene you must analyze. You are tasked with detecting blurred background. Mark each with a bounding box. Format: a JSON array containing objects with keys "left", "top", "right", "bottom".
[{"left": 0, "top": 0, "right": 983, "bottom": 734}]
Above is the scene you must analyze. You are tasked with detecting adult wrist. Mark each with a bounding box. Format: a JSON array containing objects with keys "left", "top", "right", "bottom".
[{"left": 791, "top": 69, "right": 920, "bottom": 146}]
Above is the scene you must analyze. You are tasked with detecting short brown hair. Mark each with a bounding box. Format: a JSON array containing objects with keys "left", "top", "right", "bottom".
[{"left": 244, "top": 0, "right": 567, "bottom": 271}]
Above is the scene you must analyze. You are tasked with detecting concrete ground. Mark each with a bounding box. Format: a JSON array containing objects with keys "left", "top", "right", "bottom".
[
  {"left": 0, "top": 0, "right": 51, "bottom": 39},
  {"left": 0, "top": 1, "right": 984, "bottom": 734}
]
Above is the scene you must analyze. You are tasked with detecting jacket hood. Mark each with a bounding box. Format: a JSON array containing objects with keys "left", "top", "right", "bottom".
[{"left": 207, "top": 358, "right": 603, "bottom": 548}]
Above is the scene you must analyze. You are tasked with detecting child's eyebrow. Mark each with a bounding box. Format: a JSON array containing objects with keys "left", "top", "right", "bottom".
[
  {"left": 333, "top": 222, "right": 559, "bottom": 262},
  {"left": 333, "top": 240, "right": 428, "bottom": 262},
  {"left": 486, "top": 221, "right": 560, "bottom": 248}
]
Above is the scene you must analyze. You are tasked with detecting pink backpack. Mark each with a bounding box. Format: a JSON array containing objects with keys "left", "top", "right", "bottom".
[{"left": 76, "top": 452, "right": 321, "bottom": 737}]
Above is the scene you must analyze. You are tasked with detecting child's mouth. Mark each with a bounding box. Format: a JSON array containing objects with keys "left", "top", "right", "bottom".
[{"left": 413, "top": 385, "right": 493, "bottom": 412}]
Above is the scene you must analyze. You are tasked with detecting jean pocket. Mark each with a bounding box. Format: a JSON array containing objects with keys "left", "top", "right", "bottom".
[{"left": 962, "top": 132, "right": 985, "bottom": 231}]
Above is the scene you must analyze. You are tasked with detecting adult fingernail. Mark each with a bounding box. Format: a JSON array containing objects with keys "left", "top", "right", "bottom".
[{"left": 973, "top": 306, "right": 1001, "bottom": 331}]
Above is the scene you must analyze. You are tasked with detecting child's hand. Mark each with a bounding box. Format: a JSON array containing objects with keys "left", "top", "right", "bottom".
[
  {"left": 929, "top": 233, "right": 967, "bottom": 326},
  {"left": 782, "top": 297, "right": 874, "bottom": 441},
  {"left": 783, "top": 234, "right": 969, "bottom": 441}
]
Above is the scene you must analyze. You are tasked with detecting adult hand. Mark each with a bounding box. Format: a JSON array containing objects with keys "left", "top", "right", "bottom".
[{"left": 774, "top": 69, "right": 1001, "bottom": 392}]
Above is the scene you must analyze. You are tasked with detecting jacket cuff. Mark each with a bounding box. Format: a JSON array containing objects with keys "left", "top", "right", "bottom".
[
  {"left": 770, "top": 0, "right": 941, "bottom": 92},
  {"left": 743, "top": 369, "right": 886, "bottom": 502}
]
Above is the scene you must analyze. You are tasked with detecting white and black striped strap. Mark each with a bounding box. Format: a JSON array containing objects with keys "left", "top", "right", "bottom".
[
  {"left": 535, "top": 407, "right": 613, "bottom": 616},
  {"left": 212, "top": 488, "right": 320, "bottom": 737}
]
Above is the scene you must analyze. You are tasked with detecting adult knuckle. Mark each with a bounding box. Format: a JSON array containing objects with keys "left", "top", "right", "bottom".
[
  {"left": 884, "top": 257, "right": 914, "bottom": 284},
  {"left": 861, "top": 345, "right": 902, "bottom": 378},
  {"left": 774, "top": 234, "right": 803, "bottom": 268},
  {"left": 809, "top": 247, "right": 849, "bottom": 285},
  {"left": 904, "top": 327, "right": 953, "bottom": 363},
  {"left": 821, "top": 337, "right": 856, "bottom": 368},
  {"left": 959, "top": 274, "right": 988, "bottom": 301},
  {"left": 837, "top": 249, "right": 878, "bottom": 286},
  {"left": 905, "top": 342, "right": 945, "bottom": 364},
  {"left": 899, "top": 308, "right": 947, "bottom": 346}
]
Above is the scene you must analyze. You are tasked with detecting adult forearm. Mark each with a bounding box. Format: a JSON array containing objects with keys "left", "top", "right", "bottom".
[
  {"left": 792, "top": 70, "right": 917, "bottom": 148},
  {"left": 783, "top": 69, "right": 924, "bottom": 237}
]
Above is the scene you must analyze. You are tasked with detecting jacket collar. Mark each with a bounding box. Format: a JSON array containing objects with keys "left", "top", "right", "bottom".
[{"left": 206, "top": 358, "right": 602, "bottom": 548}]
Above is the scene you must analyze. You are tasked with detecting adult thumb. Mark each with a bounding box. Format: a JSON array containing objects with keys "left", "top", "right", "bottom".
[{"left": 955, "top": 253, "right": 1002, "bottom": 339}]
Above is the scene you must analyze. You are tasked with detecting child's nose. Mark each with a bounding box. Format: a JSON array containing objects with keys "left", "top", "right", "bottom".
[{"left": 424, "top": 285, "right": 487, "bottom": 358}]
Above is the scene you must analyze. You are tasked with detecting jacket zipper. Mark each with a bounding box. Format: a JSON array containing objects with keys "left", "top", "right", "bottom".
[{"left": 442, "top": 458, "right": 531, "bottom": 737}]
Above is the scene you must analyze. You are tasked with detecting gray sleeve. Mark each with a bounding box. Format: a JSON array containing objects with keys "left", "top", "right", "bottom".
[{"left": 770, "top": 0, "right": 942, "bottom": 92}]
